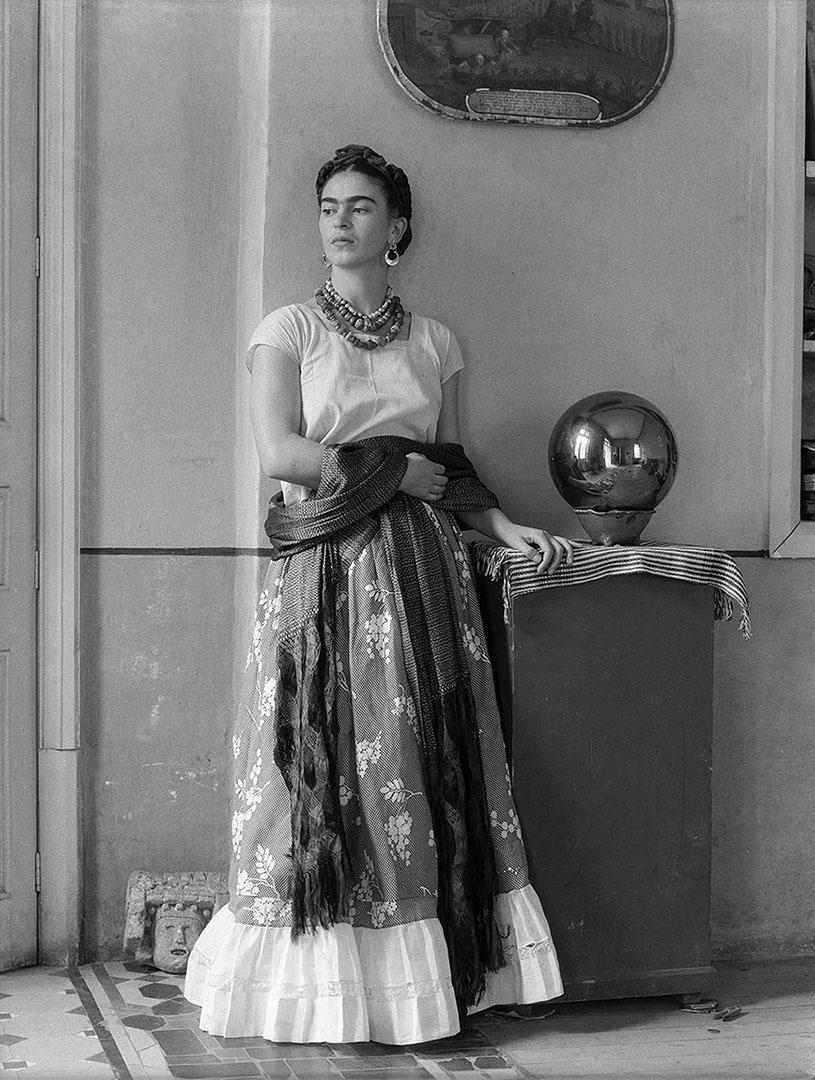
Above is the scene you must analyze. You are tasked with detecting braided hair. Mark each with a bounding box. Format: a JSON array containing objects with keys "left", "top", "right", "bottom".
[{"left": 315, "top": 145, "right": 413, "bottom": 256}]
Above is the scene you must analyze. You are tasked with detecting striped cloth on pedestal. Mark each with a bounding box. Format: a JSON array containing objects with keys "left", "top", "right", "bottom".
[{"left": 469, "top": 540, "right": 752, "bottom": 639}]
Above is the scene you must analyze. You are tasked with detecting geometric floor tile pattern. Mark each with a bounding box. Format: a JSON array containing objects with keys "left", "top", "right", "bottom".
[{"left": 0, "top": 958, "right": 813, "bottom": 1079}]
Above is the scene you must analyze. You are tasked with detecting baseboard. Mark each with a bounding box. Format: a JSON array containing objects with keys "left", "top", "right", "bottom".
[
  {"left": 712, "top": 940, "right": 815, "bottom": 964},
  {"left": 561, "top": 965, "right": 717, "bottom": 1002}
]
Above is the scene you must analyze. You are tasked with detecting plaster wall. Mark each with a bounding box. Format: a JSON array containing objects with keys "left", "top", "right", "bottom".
[
  {"left": 79, "top": 0, "right": 248, "bottom": 958},
  {"left": 259, "top": 0, "right": 769, "bottom": 552},
  {"left": 79, "top": 0, "right": 241, "bottom": 550},
  {"left": 78, "top": 0, "right": 815, "bottom": 961}
]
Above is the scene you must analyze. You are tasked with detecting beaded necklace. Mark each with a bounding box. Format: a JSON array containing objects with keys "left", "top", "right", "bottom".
[
  {"left": 320, "top": 279, "right": 396, "bottom": 331},
  {"left": 316, "top": 282, "right": 405, "bottom": 351}
]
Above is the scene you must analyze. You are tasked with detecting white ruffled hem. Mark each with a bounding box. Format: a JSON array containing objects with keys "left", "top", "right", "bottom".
[
  {"left": 183, "top": 884, "right": 563, "bottom": 1045},
  {"left": 469, "top": 885, "right": 564, "bottom": 1015}
]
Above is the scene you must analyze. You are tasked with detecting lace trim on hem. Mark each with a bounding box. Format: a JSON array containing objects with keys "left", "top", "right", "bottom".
[
  {"left": 514, "top": 940, "right": 553, "bottom": 958},
  {"left": 193, "top": 958, "right": 453, "bottom": 1003},
  {"left": 190, "top": 944, "right": 552, "bottom": 1003}
]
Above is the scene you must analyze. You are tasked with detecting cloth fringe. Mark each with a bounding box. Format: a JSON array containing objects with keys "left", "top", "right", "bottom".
[
  {"left": 431, "top": 680, "right": 505, "bottom": 1010},
  {"left": 470, "top": 540, "right": 752, "bottom": 639},
  {"left": 381, "top": 498, "right": 505, "bottom": 1010},
  {"left": 273, "top": 551, "right": 352, "bottom": 938}
]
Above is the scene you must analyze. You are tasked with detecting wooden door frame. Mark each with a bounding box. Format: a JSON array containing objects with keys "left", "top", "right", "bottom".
[
  {"left": 766, "top": 1, "right": 810, "bottom": 556},
  {"left": 37, "top": 0, "right": 81, "bottom": 965},
  {"left": 1, "top": 0, "right": 41, "bottom": 971}
]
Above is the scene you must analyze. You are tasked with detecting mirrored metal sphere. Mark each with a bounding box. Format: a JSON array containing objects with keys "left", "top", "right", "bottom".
[{"left": 548, "top": 391, "right": 678, "bottom": 511}]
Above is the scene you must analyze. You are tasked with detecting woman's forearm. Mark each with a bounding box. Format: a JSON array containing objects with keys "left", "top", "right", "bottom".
[
  {"left": 456, "top": 506, "right": 513, "bottom": 542},
  {"left": 459, "top": 505, "right": 575, "bottom": 574},
  {"left": 259, "top": 433, "right": 324, "bottom": 490}
]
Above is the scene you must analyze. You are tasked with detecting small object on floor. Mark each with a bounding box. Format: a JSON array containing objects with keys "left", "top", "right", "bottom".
[
  {"left": 486, "top": 1004, "right": 556, "bottom": 1021},
  {"left": 713, "top": 1005, "right": 743, "bottom": 1022},
  {"left": 682, "top": 999, "right": 719, "bottom": 1013},
  {"left": 123, "top": 871, "right": 228, "bottom": 974}
]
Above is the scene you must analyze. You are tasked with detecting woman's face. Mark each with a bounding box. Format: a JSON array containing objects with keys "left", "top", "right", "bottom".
[{"left": 318, "top": 169, "right": 403, "bottom": 271}]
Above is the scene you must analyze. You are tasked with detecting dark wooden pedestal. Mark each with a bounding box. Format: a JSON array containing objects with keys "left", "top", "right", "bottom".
[{"left": 477, "top": 571, "right": 715, "bottom": 1002}]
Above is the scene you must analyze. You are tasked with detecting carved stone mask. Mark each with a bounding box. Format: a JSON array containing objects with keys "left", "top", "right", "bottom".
[{"left": 151, "top": 904, "right": 204, "bottom": 974}]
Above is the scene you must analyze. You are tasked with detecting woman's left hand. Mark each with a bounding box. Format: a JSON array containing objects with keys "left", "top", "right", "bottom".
[{"left": 497, "top": 522, "right": 575, "bottom": 575}]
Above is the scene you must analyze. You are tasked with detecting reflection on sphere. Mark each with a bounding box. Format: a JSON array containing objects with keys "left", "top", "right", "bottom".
[{"left": 548, "top": 392, "right": 678, "bottom": 512}]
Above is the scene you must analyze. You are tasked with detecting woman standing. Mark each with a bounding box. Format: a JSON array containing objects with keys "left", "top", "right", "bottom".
[{"left": 184, "top": 145, "right": 572, "bottom": 1046}]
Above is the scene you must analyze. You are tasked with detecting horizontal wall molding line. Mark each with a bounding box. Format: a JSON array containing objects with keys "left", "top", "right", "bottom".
[
  {"left": 80, "top": 547, "right": 270, "bottom": 556},
  {"left": 79, "top": 546, "right": 771, "bottom": 558}
]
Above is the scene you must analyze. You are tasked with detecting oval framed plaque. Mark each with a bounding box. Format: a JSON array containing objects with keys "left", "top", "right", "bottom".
[{"left": 377, "top": 1, "right": 674, "bottom": 127}]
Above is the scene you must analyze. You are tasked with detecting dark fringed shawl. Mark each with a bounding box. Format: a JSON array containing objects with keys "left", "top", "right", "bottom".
[{"left": 264, "top": 436, "right": 505, "bottom": 1011}]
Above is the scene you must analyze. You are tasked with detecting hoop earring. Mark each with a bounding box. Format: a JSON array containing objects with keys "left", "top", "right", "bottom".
[
  {"left": 322, "top": 251, "right": 331, "bottom": 268},
  {"left": 385, "top": 244, "right": 400, "bottom": 268}
]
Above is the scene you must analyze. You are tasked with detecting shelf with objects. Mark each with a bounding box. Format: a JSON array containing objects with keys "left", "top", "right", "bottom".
[{"left": 768, "top": 3, "right": 815, "bottom": 555}]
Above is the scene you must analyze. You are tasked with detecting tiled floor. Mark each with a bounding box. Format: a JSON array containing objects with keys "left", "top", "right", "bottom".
[{"left": 0, "top": 959, "right": 813, "bottom": 1080}]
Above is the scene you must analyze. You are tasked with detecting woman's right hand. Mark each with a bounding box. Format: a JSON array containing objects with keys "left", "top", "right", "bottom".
[{"left": 399, "top": 452, "right": 448, "bottom": 501}]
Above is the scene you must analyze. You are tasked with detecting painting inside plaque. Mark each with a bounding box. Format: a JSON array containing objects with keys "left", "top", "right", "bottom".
[{"left": 380, "top": 0, "right": 673, "bottom": 125}]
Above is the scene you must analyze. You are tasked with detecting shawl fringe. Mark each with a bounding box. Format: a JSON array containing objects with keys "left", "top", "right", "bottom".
[{"left": 273, "top": 551, "right": 352, "bottom": 937}]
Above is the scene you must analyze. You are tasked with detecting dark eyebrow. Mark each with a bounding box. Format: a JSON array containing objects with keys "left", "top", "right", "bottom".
[{"left": 319, "top": 195, "right": 379, "bottom": 206}]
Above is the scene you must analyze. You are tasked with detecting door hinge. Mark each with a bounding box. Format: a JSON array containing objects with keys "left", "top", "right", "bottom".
[
  {"left": 34, "top": 549, "right": 40, "bottom": 591},
  {"left": 34, "top": 236, "right": 40, "bottom": 279},
  {"left": 34, "top": 852, "right": 41, "bottom": 893}
]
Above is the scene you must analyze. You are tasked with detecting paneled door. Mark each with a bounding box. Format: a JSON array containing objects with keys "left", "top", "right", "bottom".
[{"left": 0, "top": 0, "right": 39, "bottom": 969}]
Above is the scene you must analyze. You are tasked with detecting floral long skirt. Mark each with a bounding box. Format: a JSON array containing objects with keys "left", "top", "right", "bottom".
[{"left": 184, "top": 506, "right": 562, "bottom": 1044}]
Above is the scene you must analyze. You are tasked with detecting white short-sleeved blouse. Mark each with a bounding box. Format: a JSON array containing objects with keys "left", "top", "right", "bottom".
[{"left": 247, "top": 301, "right": 464, "bottom": 504}]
